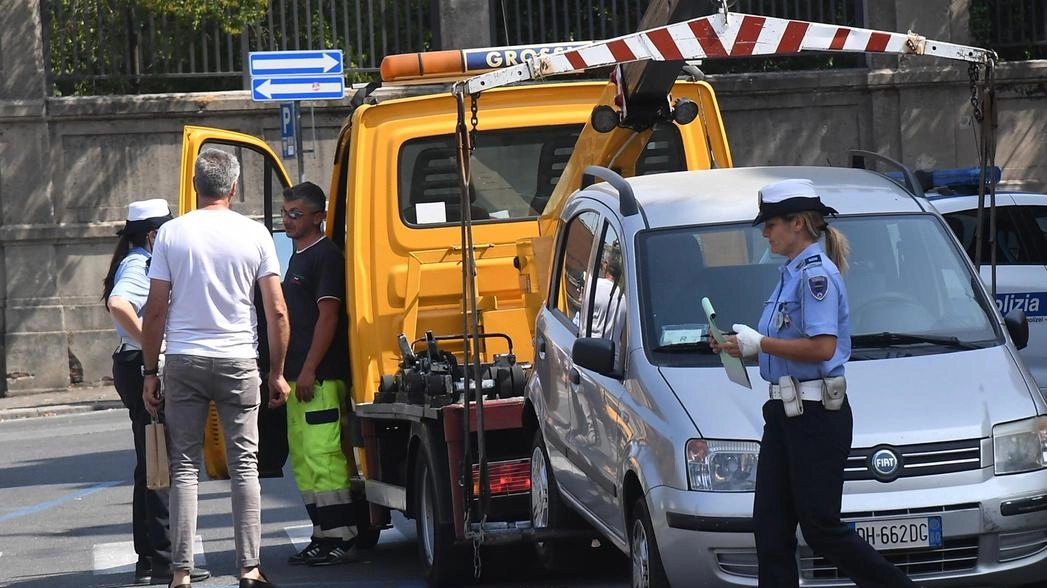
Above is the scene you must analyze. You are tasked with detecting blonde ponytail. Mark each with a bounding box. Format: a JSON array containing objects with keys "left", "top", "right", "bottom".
[
  {"left": 823, "top": 225, "right": 849, "bottom": 274},
  {"left": 795, "top": 211, "right": 849, "bottom": 274}
]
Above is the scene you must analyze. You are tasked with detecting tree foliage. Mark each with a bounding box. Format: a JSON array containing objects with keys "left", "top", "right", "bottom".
[{"left": 134, "top": 0, "right": 269, "bottom": 33}]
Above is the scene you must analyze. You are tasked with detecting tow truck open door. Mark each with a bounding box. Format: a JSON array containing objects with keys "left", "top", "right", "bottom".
[{"left": 179, "top": 125, "right": 295, "bottom": 480}]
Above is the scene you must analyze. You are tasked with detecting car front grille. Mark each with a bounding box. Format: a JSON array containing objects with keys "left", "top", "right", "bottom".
[
  {"left": 714, "top": 504, "right": 982, "bottom": 580},
  {"left": 999, "top": 529, "right": 1047, "bottom": 562},
  {"left": 800, "top": 536, "right": 978, "bottom": 579},
  {"left": 845, "top": 438, "right": 982, "bottom": 481}
]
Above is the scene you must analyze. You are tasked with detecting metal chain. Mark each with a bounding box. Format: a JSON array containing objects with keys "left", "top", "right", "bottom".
[
  {"left": 472, "top": 513, "right": 487, "bottom": 579},
  {"left": 968, "top": 62, "right": 983, "bottom": 122},
  {"left": 469, "top": 93, "right": 480, "bottom": 154}
]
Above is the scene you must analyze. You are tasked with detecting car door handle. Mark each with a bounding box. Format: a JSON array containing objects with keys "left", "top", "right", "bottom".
[{"left": 569, "top": 368, "right": 580, "bottom": 385}]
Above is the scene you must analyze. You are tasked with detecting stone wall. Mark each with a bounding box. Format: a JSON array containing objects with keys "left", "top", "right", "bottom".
[{"left": 1, "top": 0, "right": 1045, "bottom": 395}]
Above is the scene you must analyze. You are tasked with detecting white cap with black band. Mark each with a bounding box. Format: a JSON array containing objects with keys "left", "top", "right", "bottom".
[
  {"left": 752, "top": 179, "right": 839, "bottom": 226},
  {"left": 118, "top": 198, "right": 173, "bottom": 236}
]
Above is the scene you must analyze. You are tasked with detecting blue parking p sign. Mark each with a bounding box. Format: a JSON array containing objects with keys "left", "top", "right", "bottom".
[{"left": 280, "top": 102, "right": 296, "bottom": 159}]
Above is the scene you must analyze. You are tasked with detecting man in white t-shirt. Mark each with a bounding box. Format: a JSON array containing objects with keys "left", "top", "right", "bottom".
[{"left": 142, "top": 147, "right": 291, "bottom": 588}]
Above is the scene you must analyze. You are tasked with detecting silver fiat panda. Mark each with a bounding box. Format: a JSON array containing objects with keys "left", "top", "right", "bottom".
[{"left": 525, "top": 164, "right": 1047, "bottom": 587}]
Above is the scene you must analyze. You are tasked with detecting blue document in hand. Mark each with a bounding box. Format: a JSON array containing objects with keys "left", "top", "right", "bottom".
[{"left": 702, "top": 297, "right": 752, "bottom": 389}]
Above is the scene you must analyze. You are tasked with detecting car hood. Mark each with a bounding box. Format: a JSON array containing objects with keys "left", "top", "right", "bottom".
[{"left": 659, "top": 346, "right": 1038, "bottom": 446}]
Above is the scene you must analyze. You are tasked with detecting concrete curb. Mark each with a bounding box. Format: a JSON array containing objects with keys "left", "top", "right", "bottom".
[{"left": 0, "top": 400, "right": 125, "bottom": 421}]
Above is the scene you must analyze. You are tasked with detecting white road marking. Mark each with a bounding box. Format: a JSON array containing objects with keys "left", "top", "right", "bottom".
[
  {"left": 92, "top": 536, "right": 207, "bottom": 575},
  {"left": 285, "top": 523, "right": 313, "bottom": 551}
]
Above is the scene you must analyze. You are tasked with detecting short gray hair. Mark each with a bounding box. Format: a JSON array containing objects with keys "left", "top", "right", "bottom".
[{"left": 194, "top": 148, "right": 240, "bottom": 198}]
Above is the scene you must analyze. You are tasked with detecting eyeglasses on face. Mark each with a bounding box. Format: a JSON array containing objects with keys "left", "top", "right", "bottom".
[{"left": 280, "top": 208, "right": 318, "bottom": 220}]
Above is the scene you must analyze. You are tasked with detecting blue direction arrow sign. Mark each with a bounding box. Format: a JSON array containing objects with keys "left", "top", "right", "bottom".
[
  {"left": 249, "top": 50, "right": 343, "bottom": 76},
  {"left": 252, "top": 75, "right": 345, "bottom": 102}
]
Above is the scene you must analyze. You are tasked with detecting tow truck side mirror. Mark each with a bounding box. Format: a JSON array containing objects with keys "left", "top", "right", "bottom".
[
  {"left": 573, "top": 337, "right": 617, "bottom": 377},
  {"left": 1005, "top": 309, "right": 1029, "bottom": 350}
]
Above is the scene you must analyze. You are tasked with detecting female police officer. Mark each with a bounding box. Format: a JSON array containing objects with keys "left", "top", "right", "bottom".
[{"left": 711, "top": 179, "right": 918, "bottom": 587}]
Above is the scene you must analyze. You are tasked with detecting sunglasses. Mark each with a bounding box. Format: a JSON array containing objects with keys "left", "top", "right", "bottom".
[{"left": 280, "top": 208, "right": 318, "bottom": 220}]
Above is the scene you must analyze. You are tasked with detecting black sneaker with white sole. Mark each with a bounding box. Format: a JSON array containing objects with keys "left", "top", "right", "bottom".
[
  {"left": 288, "top": 540, "right": 325, "bottom": 565},
  {"left": 306, "top": 542, "right": 356, "bottom": 567},
  {"left": 134, "top": 557, "right": 152, "bottom": 585}
]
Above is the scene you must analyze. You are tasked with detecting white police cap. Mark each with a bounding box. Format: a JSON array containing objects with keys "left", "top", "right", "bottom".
[
  {"left": 118, "top": 198, "right": 172, "bottom": 235},
  {"left": 752, "top": 179, "right": 838, "bottom": 226}
]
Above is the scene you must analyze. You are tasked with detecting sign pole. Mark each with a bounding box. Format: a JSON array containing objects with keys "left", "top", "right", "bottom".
[{"left": 295, "top": 101, "right": 305, "bottom": 183}]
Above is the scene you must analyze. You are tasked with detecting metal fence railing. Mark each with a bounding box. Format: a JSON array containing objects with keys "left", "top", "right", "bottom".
[
  {"left": 491, "top": 1, "right": 864, "bottom": 46},
  {"left": 44, "top": 0, "right": 1047, "bottom": 97},
  {"left": 972, "top": 0, "right": 1047, "bottom": 59}
]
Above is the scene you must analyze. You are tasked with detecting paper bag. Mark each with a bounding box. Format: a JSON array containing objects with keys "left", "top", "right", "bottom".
[{"left": 145, "top": 418, "right": 170, "bottom": 490}]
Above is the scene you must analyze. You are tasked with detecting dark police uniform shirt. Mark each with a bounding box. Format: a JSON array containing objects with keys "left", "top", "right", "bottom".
[
  {"left": 757, "top": 241, "right": 850, "bottom": 383},
  {"left": 282, "top": 236, "right": 350, "bottom": 382}
]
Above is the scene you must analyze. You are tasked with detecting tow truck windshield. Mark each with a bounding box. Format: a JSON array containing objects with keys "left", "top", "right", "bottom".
[
  {"left": 640, "top": 214, "right": 1002, "bottom": 366},
  {"left": 398, "top": 123, "right": 684, "bottom": 227}
]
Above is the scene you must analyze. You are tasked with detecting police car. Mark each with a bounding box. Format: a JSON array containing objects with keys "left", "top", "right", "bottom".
[{"left": 924, "top": 167, "right": 1047, "bottom": 395}]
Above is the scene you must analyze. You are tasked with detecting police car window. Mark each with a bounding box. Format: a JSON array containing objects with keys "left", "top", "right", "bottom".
[
  {"left": 398, "top": 125, "right": 684, "bottom": 227},
  {"left": 553, "top": 211, "right": 600, "bottom": 329},
  {"left": 943, "top": 208, "right": 1028, "bottom": 266},
  {"left": 1020, "top": 206, "right": 1047, "bottom": 264}
]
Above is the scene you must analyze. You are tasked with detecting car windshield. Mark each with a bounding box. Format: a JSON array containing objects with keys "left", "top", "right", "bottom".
[{"left": 638, "top": 214, "right": 1002, "bottom": 366}]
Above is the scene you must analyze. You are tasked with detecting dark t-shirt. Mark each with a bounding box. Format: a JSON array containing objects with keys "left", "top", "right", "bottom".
[{"left": 282, "top": 236, "right": 350, "bottom": 381}]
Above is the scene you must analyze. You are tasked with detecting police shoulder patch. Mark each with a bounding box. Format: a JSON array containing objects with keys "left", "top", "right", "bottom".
[{"left": 808, "top": 275, "right": 829, "bottom": 300}]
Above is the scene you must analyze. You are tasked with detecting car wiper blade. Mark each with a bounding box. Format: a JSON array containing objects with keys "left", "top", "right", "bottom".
[
  {"left": 651, "top": 341, "right": 712, "bottom": 353},
  {"left": 851, "top": 332, "right": 982, "bottom": 349}
]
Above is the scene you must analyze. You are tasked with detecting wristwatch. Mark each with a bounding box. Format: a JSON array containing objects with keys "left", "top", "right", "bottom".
[{"left": 141, "top": 366, "right": 159, "bottom": 377}]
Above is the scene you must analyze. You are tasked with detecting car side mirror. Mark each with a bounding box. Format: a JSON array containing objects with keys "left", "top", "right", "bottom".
[
  {"left": 572, "top": 337, "right": 617, "bottom": 377},
  {"left": 1005, "top": 308, "right": 1029, "bottom": 350}
]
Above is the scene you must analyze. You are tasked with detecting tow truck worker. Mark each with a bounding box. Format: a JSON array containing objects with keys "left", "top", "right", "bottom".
[
  {"left": 711, "top": 179, "right": 919, "bottom": 588},
  {"left": 280, "top": 182, "right": 358, "bottom": 566}
]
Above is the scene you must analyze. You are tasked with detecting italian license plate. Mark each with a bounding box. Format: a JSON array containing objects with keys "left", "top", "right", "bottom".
[{"left": 847, "top": 516, "right": 943, "bottom": 551}]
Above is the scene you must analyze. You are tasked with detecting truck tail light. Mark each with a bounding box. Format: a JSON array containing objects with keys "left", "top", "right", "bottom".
[{"left": 472, "top": 458, "right": 531, "bottom": 496}]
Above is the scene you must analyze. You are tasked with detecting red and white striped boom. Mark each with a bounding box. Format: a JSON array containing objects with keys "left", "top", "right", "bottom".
[{"left": 461, "top": 11, "right": 995, "bottom": 94}]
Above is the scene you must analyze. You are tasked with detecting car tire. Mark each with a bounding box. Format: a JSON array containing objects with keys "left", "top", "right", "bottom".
[
  {"left": 630, "top": 497, "right": 669, "bottom": 588},
  {"left": 531, "top": 429, "right": 588, "bottom": 572},
  {"left": 415, "top": 449, "right": 471, "bottom": 586}
]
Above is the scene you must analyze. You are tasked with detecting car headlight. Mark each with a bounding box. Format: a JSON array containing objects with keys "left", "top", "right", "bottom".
[
  {"left": 993, "top": 416, "right": 1047, "bottom": 475},
  {"left": 686, "top": 439, "right": 759, "bottom": 491}
]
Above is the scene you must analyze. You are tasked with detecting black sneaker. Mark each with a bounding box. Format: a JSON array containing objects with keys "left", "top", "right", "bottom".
[
  {"left": 287, "top": 540, "right": 325, "bottom": 565},
  {"left": 134, "top": 557, "right": 152, "bottom": 585},
  {"left": 306, "top": 542, "right": 356, "bottom": 567},
  {"left": 149, "top": 565, "right": 212, "bottom": 585}
]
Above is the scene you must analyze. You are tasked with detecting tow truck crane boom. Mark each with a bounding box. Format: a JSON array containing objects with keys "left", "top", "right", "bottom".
[{"left": 461, "top": 9, "right": 995, "bottom": 94}]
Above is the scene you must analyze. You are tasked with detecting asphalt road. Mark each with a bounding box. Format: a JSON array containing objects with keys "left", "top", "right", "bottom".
[{"left": 0, "top": 408, "right": 628, "bottom": 588}]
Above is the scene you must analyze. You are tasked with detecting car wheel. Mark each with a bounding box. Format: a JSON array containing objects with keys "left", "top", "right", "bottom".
[
  {"left": 630, "top": 497, "right": 669, "bottom": 588},
  {"left": 415, "top": 449, "right": 470, "bottom": 586},
  {"left": 531, "top": 430, "right": 587, "bottom": 572}
]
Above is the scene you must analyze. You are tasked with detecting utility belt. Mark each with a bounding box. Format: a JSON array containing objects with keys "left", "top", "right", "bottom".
[{"left": 769, "top": 375, "right": 846, "bottom": 417}]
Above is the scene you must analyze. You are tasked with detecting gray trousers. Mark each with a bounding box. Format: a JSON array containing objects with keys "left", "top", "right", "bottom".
[{"left": 163, "top": 354, "right": 262, "bottom": 572}]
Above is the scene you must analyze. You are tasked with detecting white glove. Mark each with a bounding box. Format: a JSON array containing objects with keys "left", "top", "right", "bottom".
[{"left": 732, "top": 324, "right": 764, "bottom": 357}]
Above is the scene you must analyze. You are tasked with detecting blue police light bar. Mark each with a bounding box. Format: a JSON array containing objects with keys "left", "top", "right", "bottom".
[
  {"left": 924, "top": 166, "right": 1001, "bottom": 189},
  {"left": 886, "top": 166, "right": 1002, "bottom": 192}
]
